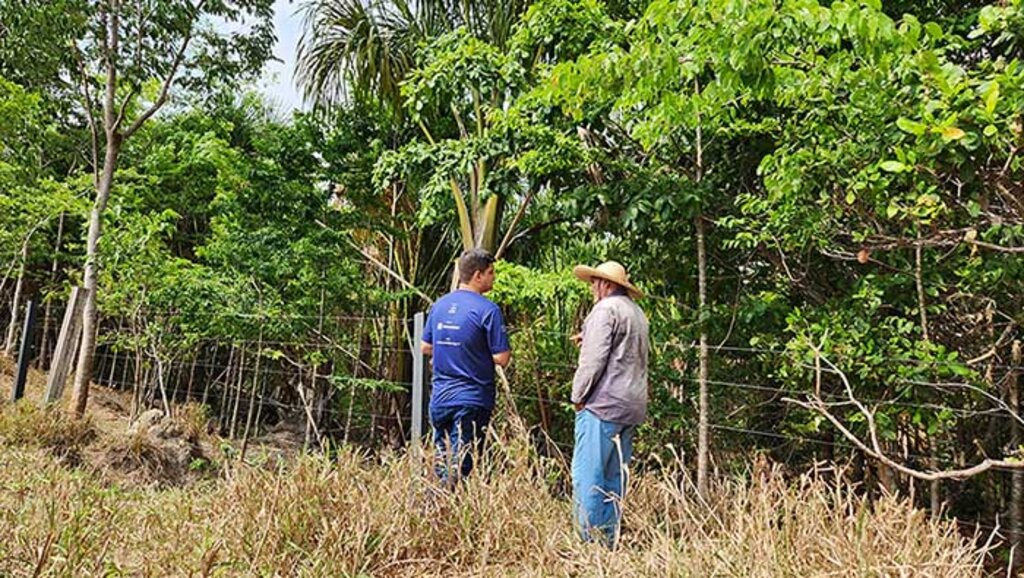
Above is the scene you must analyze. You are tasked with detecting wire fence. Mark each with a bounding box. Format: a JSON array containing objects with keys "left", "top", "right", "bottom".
[
  {"left": 4, "top": 294, "right": 1024, "bottom": 557},
  {"left": 3, "top": 298, "right": 1023, "bottom": 477}
]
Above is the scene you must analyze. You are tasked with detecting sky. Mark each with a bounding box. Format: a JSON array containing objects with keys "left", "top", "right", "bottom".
[{"left": 257, "top": 0, "right": 305, "bottom": 113}]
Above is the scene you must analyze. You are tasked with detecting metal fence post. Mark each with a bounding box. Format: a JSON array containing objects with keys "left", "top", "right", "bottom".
[
  {"left": 12, "top": 300, "right": 38, "bottom": 402},
  {"left": 411, "top": 312, "right": 425, "bottom": 441}
]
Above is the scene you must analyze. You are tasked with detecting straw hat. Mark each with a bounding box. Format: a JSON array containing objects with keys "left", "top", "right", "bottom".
[{"left": 573, "top": 261, "right": 643, "bottom": 299}]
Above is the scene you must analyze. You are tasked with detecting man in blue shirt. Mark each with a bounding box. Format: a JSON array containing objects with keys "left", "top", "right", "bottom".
[{"left": 421, "top": 249, "right": 511, "bottom": 485}]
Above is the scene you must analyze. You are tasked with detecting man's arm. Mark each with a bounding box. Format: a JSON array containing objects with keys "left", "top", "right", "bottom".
[
  {"left": 571, "top": 306, "right": 615, "bottom": 406},
  {"left": 421, "top": 305, "right": 434, "bottom": 357},
  {"left": 492, "top": 350, "right": 510, "bottom": 368},
  {"left": 485, "top": 306, "right": 512, "bottom": 369}
]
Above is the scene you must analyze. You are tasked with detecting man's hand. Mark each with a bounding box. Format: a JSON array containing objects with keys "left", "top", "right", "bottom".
[
  {"left": 574, "top": 402, "right": 584, "bottom": 412},
  {"left": 570, "top": 332, "right": 583, "bottom": 348}
]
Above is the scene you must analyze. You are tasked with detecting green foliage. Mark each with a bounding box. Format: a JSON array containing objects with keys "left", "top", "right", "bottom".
[
  {"left": 4, "top": 0, "right": 1024, "bottom": 541},
  {"left": 510, "top": 0, "right": 620, "bottom": 63}
]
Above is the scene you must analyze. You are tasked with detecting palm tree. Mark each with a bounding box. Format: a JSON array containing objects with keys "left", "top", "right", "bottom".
[{"left": 296, "top": 0, "right": 528, "bottom": 110}]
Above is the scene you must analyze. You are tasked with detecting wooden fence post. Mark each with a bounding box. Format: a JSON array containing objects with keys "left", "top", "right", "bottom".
[{"left": 42, "top": 287, "right": 84, "bottom": 405}]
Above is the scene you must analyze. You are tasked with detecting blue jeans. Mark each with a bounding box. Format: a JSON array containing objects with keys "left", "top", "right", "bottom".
[
  {"left": 430, "top": 405, "right": 491, "bottom": 486},
  {"left": 572, "top": 409, "right": 635, "bottom": 547}
]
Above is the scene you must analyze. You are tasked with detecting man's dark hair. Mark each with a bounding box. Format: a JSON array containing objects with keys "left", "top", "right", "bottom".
[{"left": 458, "top": 248, "right": 496, "bottom": 283}]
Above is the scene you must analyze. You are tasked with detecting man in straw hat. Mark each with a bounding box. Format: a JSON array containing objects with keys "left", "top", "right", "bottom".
[
  {"left": 569, "top": 260, "right": 649, "bottom": 547},
  {"left": 421, "top": 248, "right": 511, "bottom": 487}
]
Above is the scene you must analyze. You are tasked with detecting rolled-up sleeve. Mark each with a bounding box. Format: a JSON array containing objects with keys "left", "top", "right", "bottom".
[
  {"left": 571, "top": 305, "right": 615, "bottom": 404},
  {"left": 422, "top": 306, "right": 434, "bottom": 345},
  {"left": 484, "top": 307, "right": 510, "bottom": 354}
]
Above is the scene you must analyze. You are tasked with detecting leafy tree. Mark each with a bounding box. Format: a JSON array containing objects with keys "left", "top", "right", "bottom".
[
  {"left": 0, "top": 78, "right": 84, "bottom": 354},
  {"left": 22, "top": 0, "right": 278, "bottom": 417},
  {"left": 297, "top": 0, "right": 530, "bottom": 110}
]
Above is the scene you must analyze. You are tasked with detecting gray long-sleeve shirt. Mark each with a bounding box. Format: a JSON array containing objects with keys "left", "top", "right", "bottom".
[{"left": 571, "top": 294, "right": 649, "bottom": 425}]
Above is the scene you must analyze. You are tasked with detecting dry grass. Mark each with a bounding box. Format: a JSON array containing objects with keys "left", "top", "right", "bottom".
[
  {"left": 0, "top": 401, "right": 96, "bottom": 464},
  {"left": 0, "top": 358, "right": 993, "bottom": 576},
  {"left": 0, "top": 400, "right": 988, "bottom": 577}
]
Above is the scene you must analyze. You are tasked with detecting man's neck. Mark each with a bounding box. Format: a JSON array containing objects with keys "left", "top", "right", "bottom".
[
  {"left": 600, "top": 286, "right": 627, "bottom": 301},
  {"left": 458, "top": 283, "right": 482, "bottom": 294}
]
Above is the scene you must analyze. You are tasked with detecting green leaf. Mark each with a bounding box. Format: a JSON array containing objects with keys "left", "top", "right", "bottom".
[
  {"left": 977, "top": 6, "right": 999, "bottom": 33},
  {"left": 880, "top": 160, "right": 908, "bottom": 173},
  {"left": 984, "top": 81, "right": 1000, "bottom": 114},
  {"left": 950, "top": 363, "right": 973, "bottom": 378},
  {"left": 939, "top": 126, "right": 965, "bottom": 140},
  {"left": 896, "top": 117, "right": 927, "bottom": 136},
  {"left": 983, "top": 124, "right": 997, "bottom": 137},
  {"left": 845, "top": 191, "right": 856, "bottom": 205},
  {"left": 924, "top": 22, "right": 943, "bottom": 40}
]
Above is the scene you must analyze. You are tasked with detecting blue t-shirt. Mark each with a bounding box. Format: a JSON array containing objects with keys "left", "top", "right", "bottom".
[{"left": 423, "top": 290, "right": 510, "bottom": 412}]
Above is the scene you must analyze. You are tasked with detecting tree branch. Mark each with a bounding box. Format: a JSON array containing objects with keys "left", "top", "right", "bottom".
[
  {"left": 853, "top": 228, "right": 1024, "bottom": 255},
  {"left": 506, "top": 216, "right": 571, "bottom": 246},
  {"left": 113, "top": 86, "right": 140, "bottom": 133},
  {"left": 449, "top": 179, "right": 475, "bottom": 251},
  {"left": 784, "top": 355, "right": 1024, "bottom": 481},
  {"left": 313, "top": 221, "right": 434, "bottom": 305},
  {"left": 71, "top": 41, "right": 100, "bottom": 186},
  {"left": 123, "top": 0, "right": 205, "bottom": 138},
  {"left": 964, "top": 238, "right": 1024, "bottom": 254},
  {"left": 102, "top": 0, "right": 120, "bottom": 135},
  {"left": 494, "top": 185, "right": 539, "bottom": 260}
]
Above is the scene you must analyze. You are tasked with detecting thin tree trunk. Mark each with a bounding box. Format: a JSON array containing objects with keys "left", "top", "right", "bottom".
[
  {"left": 105, "top": 321, "right": 123, "bottom": 386},
  {"left": 305, "top": 375, "right": 316, "bottom": 450},
  {"left": 306, "top": 286, "right": 327, "bottom": 450},
  {"left": 251, "top": 369, "right": 268, "bottom": 448},
  {"left": 71, "top": 0, "right": 127, "bottom": 418},
  {"left": 38, "top": 213, "right": 66, "bottom": 369},
  {"left": 169, "top": 358, "right": 181, "bottom": 403},
  {"left": 696, "top": 213, "right": 709, "bottom": 499},
  {"left": 915, "top": 242, "right": 930, "bottom": 342},
  {"left": 185, "top": 355, "right": 198, "bottom": 403},
  {"left": 1010, "top": 340, "right": 1022, "bottom": 572},
  {"left": 915, "top": 240, "right": 942, "bottom": 519},
  {"left": 344, "top": 379, "right": 356, "bottom": 445},
  {"left": 218, "top": 346, "right": 236, "bottom": 430},
  {"left": 230, "top": 344, "right": 246, "bottom": 438},
  {"left": 202, "top": 344, "right": 223, "bottom": 407},
  {"left": 133, "top": 365, "right": 150, "bottom": 421},
  {"left": 3, "top": 240, "right": 29, "bottom": 356},
  {"left": 344, "top": 312, "right": 372, "bottom": 446},
  {"left": 536, "top": 376, "right": 551, "bottom": 434},
  {"left": 119, "top": 342, "right": 131, "bottom": 390},
  {"left": 106, "top": 348, "right": 118, "bottom": 386},
  {"left": 94, "top": 344, "right": 109, "bottom": 388},
  {"left": 152, "top": 349, "right": 171, "bottom": 418},
  {"left": 369, "top": 402, "right": 377, "bottom": 446},
  {"left": 71, "top": 133, "right": 122, "bottom": 418},
  {"left": 694, "top": 76, "right": 710, "bottom": 499},
  {"left": 131, "top": 336, "right": 142, "bottom": 419},
  {"left": 979, "top": 304, "right": 999, "bottom": 526},
  {"left": 240, "top": 329, "right": 264, "bottom": 460}
]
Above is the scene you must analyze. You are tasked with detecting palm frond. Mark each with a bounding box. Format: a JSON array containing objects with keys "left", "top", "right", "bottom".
[{"left": 296, "top": 0, "right": 530, "bottom": 110}]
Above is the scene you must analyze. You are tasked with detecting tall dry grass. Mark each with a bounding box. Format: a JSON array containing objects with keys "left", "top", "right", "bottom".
[{"left": 0, "top": 405, "right": 989, "bottom": 577}]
